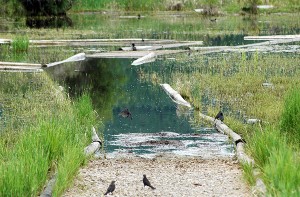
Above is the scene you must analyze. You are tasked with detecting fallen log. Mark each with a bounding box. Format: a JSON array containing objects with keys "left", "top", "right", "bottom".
[
  {"left": 131, "top": 52, "right": 156, "bottom": 66},
  {"left": 84, "top": 127, "right": 102, "bottom": 156},
  {"left": 190, "top": 37, "right": 300, "bottom": 54},
  {"left": 198, "top": 111, "right": 265, "bottom": 195},
  {"left": 120, "top": 41, "right": 203, "bottom": 51},
  {"left": 44, "top": 53, "right": 86, "bottom": 68},
  {"left": 160, "top": 84, "right": 191, "bottom": 108},
  {"left": 244, "top": 35, "right": 300, "bottom": 40},
  {"left": 86, "top": 50, "right": 187, "bottom": 59}
]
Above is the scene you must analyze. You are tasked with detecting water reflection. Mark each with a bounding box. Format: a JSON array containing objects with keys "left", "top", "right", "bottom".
[
  {"left": 26, "top": 16, "right": 73, "bottom": 28},
  {"left": 47, "top": 58, "right": 234, "bottom": 158}
]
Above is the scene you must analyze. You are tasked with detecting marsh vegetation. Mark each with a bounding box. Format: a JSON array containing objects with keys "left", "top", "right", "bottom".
[{"left": 0, "top": 2, "right": 300, "bottom": 196}]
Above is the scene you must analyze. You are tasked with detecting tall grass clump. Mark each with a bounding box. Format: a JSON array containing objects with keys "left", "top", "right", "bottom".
[
  {"left": 0, "top": 72, "right": 98, "bottom": 196},
  {"left": 263, "top": 145, "right": 300, "bottom": 196},
  {"left": 280, "top": 88, "right": 300, "bottom": 143},
  {"left": 244, "top": 126, "right": 300, "bottom": 196},
  {"left": 11, "top": 36, "right": 29, "bottom": 53}
]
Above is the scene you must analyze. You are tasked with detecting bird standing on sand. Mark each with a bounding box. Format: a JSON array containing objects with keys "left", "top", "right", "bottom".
[
  {"left": 143, "top": 175, "right": 156, "bottom": 189},
  {"left": 119, "top": 108, "right": 132, "bottom": 120},
  {"left": 104, "top": 181, "right": 116, "bottom": 195},
  {"left": 132, "top": 43, "right": 137, "bottom": 51},
  {"left": 215, "top": 111, "right": 224, "bottom": 122}
]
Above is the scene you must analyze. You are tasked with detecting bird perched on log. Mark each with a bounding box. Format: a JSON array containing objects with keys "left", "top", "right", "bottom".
[
  {"left": 119, "top": 108, "right": 132, "bottom": 120},
  {"left": 215, "top": 111, "right": 224, "bottom": 122},
  {"left": 104, "top": 181, "right": 116, "bottom": 195},
  {"left": 143, "top": 174, "right": 156, "bottom": 189},
  {"left": 132, "top": 43, "right": 137, "bottom": 51}
]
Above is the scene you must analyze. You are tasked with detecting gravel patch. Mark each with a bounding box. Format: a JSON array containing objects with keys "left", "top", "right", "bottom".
[{"left": 63, "top": 155, "right": 251, "bottom": 197}]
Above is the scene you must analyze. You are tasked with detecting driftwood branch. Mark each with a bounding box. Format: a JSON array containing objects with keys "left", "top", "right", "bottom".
[{"left": 160, "top": 84, "right": 191, "bottom": 108}]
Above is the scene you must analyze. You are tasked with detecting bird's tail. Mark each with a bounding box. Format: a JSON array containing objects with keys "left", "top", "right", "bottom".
[{"left": 150, "top": 185, "right": 156, "bottom": 190}]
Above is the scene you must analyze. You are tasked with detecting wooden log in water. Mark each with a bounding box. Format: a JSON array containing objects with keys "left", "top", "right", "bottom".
[
  {"left": 40, "top": 174, "right": 57, "bottom": 197},
  {"left": 160, "top": 84, "right": 191, "bottom": 108},
  {"left": 120, "top": 41, "right": 203, "bottom": 51},
  {"left": 84, "top": 127, "right": 102, "bottom": 156},
  {"left": 45, "top": 53, "right": 86, "bottom": 68},
  {"left": 244, "top": 35, "right": 300, "bottom": 40},
  {"left": 190, "top": 37, "right": 300, "bottom": 54},
  {"left": 198, "top": 112, "right": 264, "bottom": 195},
  {"left": 86, "top": 50, "right": 187, "bottom": 59},
  {"left": 236, "top": 142, "right": 255, "bottom": 165},
  {"left": 214, "top": 119, "right": 243, "bottom": 143},
  {"left": 0, "top": 62, "right": 43, "bottom": 72},
  {"left": 131, "top": 52, "right": 156, "bottom": 66}
]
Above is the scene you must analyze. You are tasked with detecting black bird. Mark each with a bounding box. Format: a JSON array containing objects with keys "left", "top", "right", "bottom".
[
  {"left": 143, "top": 175, "right": 155, "bottom": 189},
  {"left": 137, "top": 14, "right": 141, "bottom": 19},
  {"left": 119, "top": 108, "right": 132, "bottom": 120},
  {"left": 215, "top": 111, "right": 224, "bottom": 122},
  {"left": 132, "top": 43, "right": 137, "bottom": 51},
  {"left": 104, "top": 181, "right": 116, "bottom": 195}
]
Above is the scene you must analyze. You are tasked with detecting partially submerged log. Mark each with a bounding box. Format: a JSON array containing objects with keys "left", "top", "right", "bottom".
[
  {"left": 160, "top": 84, "right": 191, "bottom": 108},
  {"left": 244, "top": 35, "right": 300, "bottom": 40},
  {"left": 131, "top": 52, "right": 156, "bottom": 66},
  {"left": 44, "top": 53, "right": 86, "bottom": 68},
  {"left": 0, "top": 62, "right": 43, "bottom": 72},
  {"left": 84, "top": 127, "right": 102, "bottom": 156},
  {"left": 40, "top": 174, "right": 57, "bottom": 197},
  {"left": 190, "top": 37, "right": 300, "bottom": 54},
  {"left": 86, "top": 50, "right": 187, "bottom": 59},
  {"left": 198, "top": 112, "right": 253, "bottom": 164},
  {"left": 120, "top": 41, "right": 203, "bottom": 51},
  {"left": 198, "top": 111, "right": 264, "bottom": 195}
]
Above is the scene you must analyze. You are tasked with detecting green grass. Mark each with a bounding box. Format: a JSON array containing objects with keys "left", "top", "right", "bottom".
[
  {"left": 71, "top": 0, "right": 300, "bottom": 13},
  {"left": 246, "top": 127, "right": 300, "bottom": 196},
  {"left": 12, "top": 36, "right": 29, "bottom": 53},
  {"left": 0, "top": 73, "right": 98, "bottom": 196},
  {"left": 280, "top": 88, "right": 300, "bottom": 143}
]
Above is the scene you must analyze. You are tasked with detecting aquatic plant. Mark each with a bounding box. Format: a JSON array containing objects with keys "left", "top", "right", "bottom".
[{"left": 11, "top": 36, "right": 29, "bottom": 53}]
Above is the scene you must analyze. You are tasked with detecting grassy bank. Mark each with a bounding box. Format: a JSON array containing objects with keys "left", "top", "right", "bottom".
[
  {"left": 140, "top": 51, "right": 300, "bottom": 195},
  {"left": 0, "top": 72, "right": 98, "bottom": 196},
  {"left": 71, "top": 0, "right": 300, "bottom": 13}
]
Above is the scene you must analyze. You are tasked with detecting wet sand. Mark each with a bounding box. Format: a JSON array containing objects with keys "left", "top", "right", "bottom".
[{"left": 63, "top": 155, "right": 251, "bottom": 197}]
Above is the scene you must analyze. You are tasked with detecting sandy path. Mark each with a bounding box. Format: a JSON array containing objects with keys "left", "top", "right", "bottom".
[{"left": 64, "top": 155, "right": 251, "bottom": 197}]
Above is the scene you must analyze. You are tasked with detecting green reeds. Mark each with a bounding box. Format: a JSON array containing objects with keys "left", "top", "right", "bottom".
[
  {"left": 12, "top": 36, "right": 29, "bottom": 53},
  {"left": 280, "top": 88, "right": 300, "bottom": 143},
  {"left": 0, "top": 73, "right": 97, "bottom": 196}
]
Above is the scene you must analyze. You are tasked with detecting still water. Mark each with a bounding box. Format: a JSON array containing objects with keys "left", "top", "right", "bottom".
[{"left": 48, "top": 57, "right": 234, "bottom": 158}]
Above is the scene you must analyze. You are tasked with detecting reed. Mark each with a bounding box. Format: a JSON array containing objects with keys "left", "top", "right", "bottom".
[
  {"left": 0, "top": 72, "right": 97, "bottom": 196},
  {"left": 12, "top": 36, "right": 29, "bottom": 53}
]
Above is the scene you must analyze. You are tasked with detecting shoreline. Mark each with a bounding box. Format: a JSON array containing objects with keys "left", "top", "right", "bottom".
[{"left": 64, "top": 154, "right": 251, "bottom": 197}]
